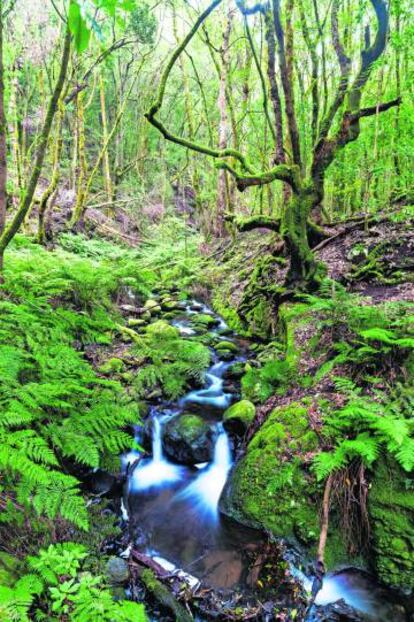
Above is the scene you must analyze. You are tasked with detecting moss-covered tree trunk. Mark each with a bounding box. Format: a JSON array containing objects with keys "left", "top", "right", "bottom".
[
  {"left": 0, "top": 23, "right": 71, "bottom": 272},
  {"left": 283, "top": 190, "right": 319, "bottom": 286}
]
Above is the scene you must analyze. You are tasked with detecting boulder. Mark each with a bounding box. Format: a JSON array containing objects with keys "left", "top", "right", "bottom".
[
  {"left": 220, "top": 402, "right": 347, "bottom": 569},
  {"left": 369, "top": 458, "right": 414, "bottom": 593},
  {"left": 145, "top": 320, "right": 180, "bottom": 340},
  {"left": 191, "top": 313, "right": 220, "bottom": 329},
  {"left": 163, "top": 414, "right": 214, "bottom": 465},
  {"left": 223, "top": 399, "right": 255, "bottom": 435},
  {"left": 128, "top": 318, "right": 147, "bottom": 328},
  {"left": 144, "top": 299, "right": 162, "bottom": 314},
  {"left": 215, "top": 340, "right": 239, "bottom": 354},
  {"left": 224, "top": 361, "right": 246, "bottom": 380},
  {"left": 105, "top": 556, "right": 130, "bottom": 585}
]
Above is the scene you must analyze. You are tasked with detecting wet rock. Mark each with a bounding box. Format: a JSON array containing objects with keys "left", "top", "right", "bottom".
[
  {"left": 312, "top": 600, "right": 364, "bottom": 621},
  {"left": 85, "top": 470, "right": 122, "bottom": 496},
  {"left": 190, "top": 302, "right": 204, "bottom": 311},
  {"left": 162, "top": 413, "right": 214, "bottom": 465},
  {"left": 220, "top": 402, "right": 332, "bottom": 560},
  {"left": 191, "top": 313, "right": 220, "bottom": 329},
  {"left": 215, "top": 340, "right": 239, "bottom": 354},
  {"left": 160, "top": 299, "right": 182, "bottom": 312},
  {"left": 217, "top": 326, "right": 233, "bottom": 336},
  {"left": 105, "top": 556, "right": 130, "bottom": 585},
  {"left": 224, "top": 361, "right": 246, "bottom": 380},
  {"left": 223, "top": 400, "right": 255, "bottom": 435}
]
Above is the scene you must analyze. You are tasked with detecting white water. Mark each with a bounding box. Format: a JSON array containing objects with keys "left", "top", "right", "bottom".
[
  {"left": 130, "top": 417, "right": 184, "bottom": 491},
  {"left": 180, "top": 362, "right": 233, "bottom": 410},
  {"left": 174, "top": 429, "right": 232, "bottom": 520}
]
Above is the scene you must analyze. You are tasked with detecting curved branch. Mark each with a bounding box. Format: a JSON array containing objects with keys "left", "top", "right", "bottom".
[
  {"left": 216, "top": 159, "right": 299, "bottom": 192},
  {"left": 224, "top": 213, "right": 281, "bottom": 232}
]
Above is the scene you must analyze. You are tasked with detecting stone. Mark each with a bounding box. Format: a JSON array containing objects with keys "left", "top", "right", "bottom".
[
  {"left": 162, "top": 413, "right": 214, "bottom": 465},
  {"left": 191, "top": 313, "right": 220, "bottom": 329},
  {"left": 145, "top": 320, "right": 180, "bottom": 340},
  {"left": 128, "top": 318, "right": 147, "bottom": 327},
  {"left": 224, "top": 361, "right": 246, "bottom": 380},
  {"left": 219, "top": 402, "right": 345, "bottom": 569},
  {"left": 144, "top": 299, "right": 162, "bottom": 314},
  {"left": 215, "top": 340, "right": 239, "bottom": 354},
  {"left": 369, "top": 458, "right": 414, "bottom": 593},
  {"left": 105, "top": 556, "right": 130, "bottom": 584},
  {"left": 223, "top": 399, "right": 255, "bottom": 435}
]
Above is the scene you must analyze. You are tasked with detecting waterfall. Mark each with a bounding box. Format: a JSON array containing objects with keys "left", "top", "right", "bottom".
[
  {"left": 174, "top": 428, "right": 232, "bottom": 519},
  {"left": 130, "top": 416, "right": 184, "bottom": 492}
]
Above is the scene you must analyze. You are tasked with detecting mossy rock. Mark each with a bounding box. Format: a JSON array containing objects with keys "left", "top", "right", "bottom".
[
  {"left": 224, "top": 361, "right": 246, "bottom": 380},
  {"left": 145, "top": 320, "right": 179, "bottom": 340},
  {"left": 220, "top": 402, "right": 345, "bottom": 567},
  {"left": 191, "top": 314, "right": 220, "bottom": 329},
  {"left": 98, "top": 357, "right": 124, "bottom": 375},
  {"left": 163, "top": 413, "right": 214, "bottom": 465},
  {"left": 161, "top": 300, "right": 182, "bottom": 312},
  {"left": 369, "top": 459, "right": 414, "bottom": 593},
  {"left": 128, "top": 318, "right": 147, "bottom": 328},
  {"left": 144, "top": 299, "right": 162, "bottom": 314},
  {"left": 223, "top": 399, "right": 255, "bottom": 435},
  {"left": 215, "top": 340, "right": 239, "bottom": 354},
  {"left": 105, "top": 556, "right": 130, "bottom": 585}
]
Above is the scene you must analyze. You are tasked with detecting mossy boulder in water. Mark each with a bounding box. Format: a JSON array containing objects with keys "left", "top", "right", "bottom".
[
  {"left": 369, "top": 459, "right": 414, "bottom": 593},
  {"left": 163, "top": 414, "right": 214, "bottom": 465},
  {"left": 223, "top": 399, "right": 255, "bottom": 435},
  {"left": 191, "top": 313, "right": 220, "bottom": 329},
  {"left": 215, "top": 340, "right": 239, "bottom": 354},
  {"left": 220, "top": 402, "right": 345, "bottom": 567}
]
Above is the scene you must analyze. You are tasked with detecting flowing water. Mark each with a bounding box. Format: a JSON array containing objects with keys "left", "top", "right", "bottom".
[{"left": 123, "top": 300, "right": 407, "bottom": 621}]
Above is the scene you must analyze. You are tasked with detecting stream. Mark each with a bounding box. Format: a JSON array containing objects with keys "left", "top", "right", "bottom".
[{"left": 120, "top": 300, "right": 408, "bottom": 621}]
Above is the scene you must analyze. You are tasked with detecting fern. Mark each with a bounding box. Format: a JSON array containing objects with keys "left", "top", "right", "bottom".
[
  {"left": 131, "top": 321, "right": 211, "bottom": 399},
  {"left": 0, "top": 543, "right": 147, "bottom": 621}
]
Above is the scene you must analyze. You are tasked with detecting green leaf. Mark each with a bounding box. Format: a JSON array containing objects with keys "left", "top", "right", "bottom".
[{"left": 68, "top": 1, "right": 91, "bottom": 53}]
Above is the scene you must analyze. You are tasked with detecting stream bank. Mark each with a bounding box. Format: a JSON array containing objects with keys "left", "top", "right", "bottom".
[{"left": 104, "top": 291, "right": 410, "bottom": 622}]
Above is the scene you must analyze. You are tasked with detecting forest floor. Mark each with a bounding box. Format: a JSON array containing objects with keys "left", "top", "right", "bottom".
[{"left": 1, "top": 212, "right": 413, "bottom": 621}]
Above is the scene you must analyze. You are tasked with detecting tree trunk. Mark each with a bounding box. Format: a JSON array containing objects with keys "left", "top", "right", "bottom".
[
  {"left": 99, "top": 73, "right": 113, "bottom": 207},
  {"left": 0, "top": 23, "right": 71, "bottom": 271},
  {"left": 216, "top": 8, "right": 234, "bottom": 236},
  {"left": 283, "top": 190, "right": 319, "bottom": 287},
  {"left": 38, "top": 100, "right": 64, "bottom": 244}
]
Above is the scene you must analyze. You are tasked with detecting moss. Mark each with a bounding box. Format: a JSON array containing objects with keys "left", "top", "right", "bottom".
[
  {"left": 215, "top": 340, "right": 239, "bottom": 353},
  {"left": 223, "top": 399, "right": 255, "bottom": 435},
  {"left": 144, "top": 299, "right": 162, "bottom": 313},
  {"left": 369, "top": 459, "right": 414, "bottom": 592},
  {"left": 0, "top": 552, "right": 21, "bottom": 587},
  {"left": 145, "top": 320, "right": 179, "bottom": 340},
  {"left": 98, "top": 357, "right": 124, "bottom": 375},
  {"left": 190, "top": 313, "right": 218, "bottom": 329},
  {"left": 220, "top": 402, "right": 347, "bottom": 566}
]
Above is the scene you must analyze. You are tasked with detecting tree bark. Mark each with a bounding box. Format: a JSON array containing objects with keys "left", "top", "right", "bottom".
[{"left": 0, "top": 23, "right": 71, "bottom": 270}]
